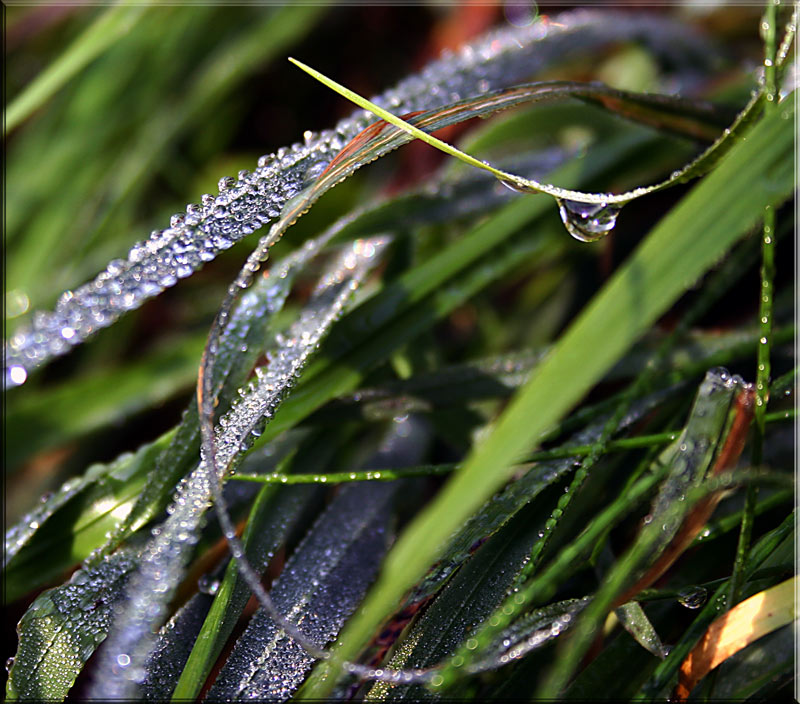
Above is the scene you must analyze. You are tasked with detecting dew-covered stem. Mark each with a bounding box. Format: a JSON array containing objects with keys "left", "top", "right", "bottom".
[
  {"left": 228, "top": 431, "right": 682, "bottom": 485},
  {"left": 726, "top": 0, "right": 782, "bottom": 626}
]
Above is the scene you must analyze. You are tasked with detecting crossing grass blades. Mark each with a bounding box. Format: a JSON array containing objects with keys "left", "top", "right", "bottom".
[{"left": 4, "top": 4, "right": 796, "bottom": 701}]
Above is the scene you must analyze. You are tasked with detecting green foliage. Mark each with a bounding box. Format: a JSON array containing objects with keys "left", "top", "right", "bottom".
[{"left": 4, "top": 4, "right": 795, "bottom": 702}]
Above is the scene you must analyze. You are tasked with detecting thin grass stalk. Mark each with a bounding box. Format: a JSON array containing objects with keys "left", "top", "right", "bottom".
[{"left": 727, "top": 0, "right": 782, "bottom": 619}]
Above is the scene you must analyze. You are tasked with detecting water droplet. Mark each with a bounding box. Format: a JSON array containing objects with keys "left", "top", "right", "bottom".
[
  {"left": 557, "top": 199, "right": 621, "bottom": 242},
  {"left": 677, "top": 585, "right": 708, "bottom": 609},
  {"left": 198, "top": 575, "right": 221, "bottom": 595},
  {"left": 6, "top": 365, "right": 27, "bottom": 387},
  {"left": 5, "top": 289, "right": 30, "bottom": 319},
  {"left": 218, "top": 176, "right": 236, "bottom": 191},
  {"left": 5, "top": 657, "right": 14, "bottom": 673}
]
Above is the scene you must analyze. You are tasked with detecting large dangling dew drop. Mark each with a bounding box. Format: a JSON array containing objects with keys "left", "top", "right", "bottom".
[{"left": 556, "top": 198, "right": 622, "bottom": 242}]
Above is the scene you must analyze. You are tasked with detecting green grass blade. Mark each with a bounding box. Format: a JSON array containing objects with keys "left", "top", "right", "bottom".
[
  {"left": 289, "top": 58, "right": 763, "bottom": 209},
  {"left": 171, "top": 440, "right": 332, "bottom": 700},
  {"left": 6, "top": 548, "right": 138, "bottom": 700},
  {"left": 300, "top": 91, "right": 794, "bottom": 698},
  {"left": 5, "top": 5, "right": 146, "bottom": 133}
]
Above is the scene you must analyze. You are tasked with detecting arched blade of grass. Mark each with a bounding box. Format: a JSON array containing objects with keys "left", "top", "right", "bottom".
[
  {"left": 299, "top": 89, "right": 794, "bottom": 698},
  {"left": 193, "top": 130, "right": 655, "bottom": 665},
  {"left": 5, "top": 9, "right": 710, "bottom": 384},
  {"left": 195, "top": 80, "right": 695, "bottom": 457},
  {"left": 2, "top": 133, "right": 647, "bottom": 603},
  {"left": 289, "top": 59, "right": 762, "bottom": 221}
]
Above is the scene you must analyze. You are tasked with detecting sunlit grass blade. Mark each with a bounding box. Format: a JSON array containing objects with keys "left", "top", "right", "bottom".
[
  {"left": 673, "top": 576, "right": 796, "bottom": 701},
  {"left": 288, "top": 58, "right": 763, "bottom": 211},
  {"left": 4, "top": 435, "right": 169, "bottom": 602}
]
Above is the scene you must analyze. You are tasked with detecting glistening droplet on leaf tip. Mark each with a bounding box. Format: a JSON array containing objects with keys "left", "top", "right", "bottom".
[{"left": 557, "top": 198, "right": 622, "bottom": 242}]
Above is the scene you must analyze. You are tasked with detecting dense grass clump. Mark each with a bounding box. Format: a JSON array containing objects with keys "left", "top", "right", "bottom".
[{"left": 4, "top": 3, "right": 795, "bottom": 701}]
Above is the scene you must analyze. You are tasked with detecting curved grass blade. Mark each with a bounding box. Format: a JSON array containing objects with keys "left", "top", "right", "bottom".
[
  {"left": 190, "top": 127, "right": 652, "bottom": 691},
  {"left": 5, "top": 130, "right": 644, "bottom": 603},
  {"left": 87, "top": 238, "right": 389, "bottom": 699},
  {"left": 300, "top": 92, "right": 794, "bottom": 699},
  {"left": 6, "top": 548, "right": 138, "bottom": 701},
  {"left": 673, "top": 576, "right": 797, "bottom": 701},
  {"left": 98, "top": 231, "right": 340, "bottom": 557},
  {"left": 3, "top": 9, "right": 711, "bottom": 385},
  {"left": 207, "top": 482, "right": 396, "bottom": 701},
  {"left": 32, "top": 145, "right": 562, "bottom": 575},
  {"left": 289, "top": 58, "right": 763, "bottom": 242},
  {"left": 169, "top": 431, "right": 335, "bottom": 701}
]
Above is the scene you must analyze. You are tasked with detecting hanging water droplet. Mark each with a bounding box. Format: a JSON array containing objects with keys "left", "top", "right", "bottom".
[
  {"left": 677, "top": 585, "right": 708, "bottom": 609},
  {"left": 557, "top": 199, "right": 621, "bottom": 242},
  {"left": 5, "top": 657, "right": 14, "bottom": 673}
]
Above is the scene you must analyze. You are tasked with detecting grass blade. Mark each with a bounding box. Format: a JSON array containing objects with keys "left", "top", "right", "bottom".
[{"left": 300, "top": 90, "right": 794, "bottom": 699}]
